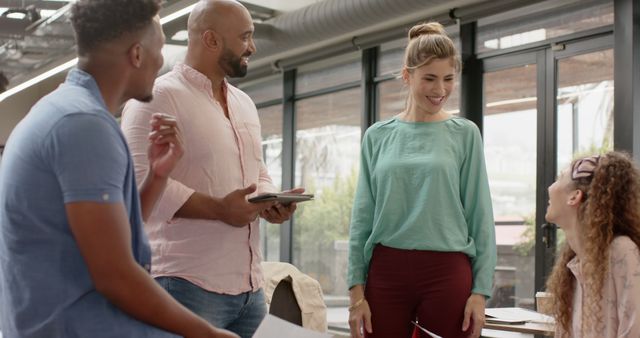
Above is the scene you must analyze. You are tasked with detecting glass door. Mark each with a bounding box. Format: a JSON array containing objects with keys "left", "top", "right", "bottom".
[
  {"left": 554, "top": 38, "right": 614, "bottom": 248},
  {"left": 481, "top": 34, "right": 614, "bottom": 308},
  {"left": 483, "top": 53, "right": 539, "bottom": 309}
]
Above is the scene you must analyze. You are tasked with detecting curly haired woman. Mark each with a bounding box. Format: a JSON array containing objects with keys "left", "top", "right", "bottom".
[{"left": 545, "top": 151, "right": 640, "bottom": 337}]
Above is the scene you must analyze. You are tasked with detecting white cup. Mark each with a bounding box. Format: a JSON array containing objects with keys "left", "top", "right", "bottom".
[{"left": 536, "top": 291, "right": 552, "bottom": 315}]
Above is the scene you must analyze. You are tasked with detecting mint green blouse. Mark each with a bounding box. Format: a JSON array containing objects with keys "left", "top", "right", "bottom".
[{"left": 347, "top": 116, "right": 497, "bottom": 297}]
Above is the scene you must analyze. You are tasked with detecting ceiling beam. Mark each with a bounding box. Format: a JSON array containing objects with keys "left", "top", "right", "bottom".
[{"left": 0, "top": 0, "right": 67, "bottom": 11}]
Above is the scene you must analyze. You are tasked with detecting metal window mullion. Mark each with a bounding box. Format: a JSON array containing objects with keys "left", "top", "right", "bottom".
[
  {"left": 362, "top": 47, "right": 378, "bottom": 132},
  {"left": 534, "top": 48, "right": 558, "bottom": 294},
  {"left": 460, "top": 21, "right": 484, "bottom": 134},
  {"left": 280, "top": 69, "right": 296, "bottom": 263},
  {"left": 613, "top": 0, "right": 640, "bottom": 157}
]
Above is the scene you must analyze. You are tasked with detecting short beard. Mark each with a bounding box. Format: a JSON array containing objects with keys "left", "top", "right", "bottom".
[{"left": 219, "top": 47, "right": 248, "bottom": 78}]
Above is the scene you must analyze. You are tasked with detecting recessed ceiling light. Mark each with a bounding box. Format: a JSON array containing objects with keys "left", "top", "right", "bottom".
[{"left": 5, "top": 12, "right": 26, "bottom": 19}]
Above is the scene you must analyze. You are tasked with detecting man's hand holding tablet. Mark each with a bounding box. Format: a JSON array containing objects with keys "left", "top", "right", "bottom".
[{"left": 252, "top": 188, "right": 310, "bottom": 224}]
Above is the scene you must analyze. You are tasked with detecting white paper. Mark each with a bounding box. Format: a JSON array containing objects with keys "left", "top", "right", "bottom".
[
  {"left": 253, "top": 314, "right": 332, "bottom": 338},
  {"left": 485, "top": 307, "right": 555, "bottom": 324},
  {"left": 411, "top": 321, "right": 443, "bottom": 338}
]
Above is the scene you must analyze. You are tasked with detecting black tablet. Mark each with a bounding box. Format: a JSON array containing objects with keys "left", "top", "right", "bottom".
[{"left": 248, "top": 193, "right": 314, "bottom": 204}]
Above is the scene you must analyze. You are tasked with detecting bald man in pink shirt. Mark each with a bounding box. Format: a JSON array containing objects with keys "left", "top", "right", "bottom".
[{"left": 120, "top": 1, "right": 302, "bottom": 337}]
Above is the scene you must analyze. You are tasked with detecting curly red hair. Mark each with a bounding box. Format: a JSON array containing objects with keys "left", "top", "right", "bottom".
[{"left": 545, "top": 151, "right": 640, "bottom": 336}]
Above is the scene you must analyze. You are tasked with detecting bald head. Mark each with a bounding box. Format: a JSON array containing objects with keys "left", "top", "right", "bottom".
[
  {"left": 185, "top": 0, "right": 256, "bottom": 78},
  {"left": 187, "top": 0, "right": 250, "bottom": 38}
]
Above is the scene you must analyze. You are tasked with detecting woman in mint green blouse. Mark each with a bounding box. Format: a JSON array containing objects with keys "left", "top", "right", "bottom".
[{"left": 347, "top": 22, "right": 496, "bottom": 338}]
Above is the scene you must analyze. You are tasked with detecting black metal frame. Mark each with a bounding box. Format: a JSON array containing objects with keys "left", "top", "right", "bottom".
[
  {"left": 460, "top": 21, "right": 484, "bottom": 132},
  {"left": 361, "top": 47, "right": 378, "bottom": 135},
  {"left": 613, "top": 0, "right": 640, "bottom": 157},
  {"left": 279, "top": 69, "right": 296, "bottom": 262},
  {"left": 536, "top": 47, "right": 557, "bottom": 295}
]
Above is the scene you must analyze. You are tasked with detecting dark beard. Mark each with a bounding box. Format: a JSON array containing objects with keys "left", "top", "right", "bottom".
[{"left": 219, "top": 47, "right": 248, "bottom": 78}]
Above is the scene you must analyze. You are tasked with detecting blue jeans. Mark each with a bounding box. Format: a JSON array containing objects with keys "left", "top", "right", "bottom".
[{"left": 156, "top": 277, "right": 267, "bottom": 338}]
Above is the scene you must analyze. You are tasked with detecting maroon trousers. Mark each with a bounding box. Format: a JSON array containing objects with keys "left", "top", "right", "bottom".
[{"left": 364, "top": 245, "right": 473, "bottom": 338}]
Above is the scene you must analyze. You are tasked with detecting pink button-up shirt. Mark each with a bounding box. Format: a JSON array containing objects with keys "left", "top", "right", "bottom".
[
  {"left": 555, "top": 236, "right": 640, "bottom": 337},
  {"left": 121, "top": 63, "right": 276, "bottom": 295}
]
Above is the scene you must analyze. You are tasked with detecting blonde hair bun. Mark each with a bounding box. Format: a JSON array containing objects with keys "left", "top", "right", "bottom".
[{"left": 408, "top": 22, "right": 446, "bottom": 40}]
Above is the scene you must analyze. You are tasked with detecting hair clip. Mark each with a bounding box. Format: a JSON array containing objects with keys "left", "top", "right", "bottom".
[{"left": 571, "top": 155, "right": 600, "bottom": 180}]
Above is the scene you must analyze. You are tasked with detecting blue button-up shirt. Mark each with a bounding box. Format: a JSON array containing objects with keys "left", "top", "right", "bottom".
[{"left": 0, "top": 69, "right": 179, "bottom": 338}]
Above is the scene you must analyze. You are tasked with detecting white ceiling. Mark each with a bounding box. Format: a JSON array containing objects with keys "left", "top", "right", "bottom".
[{"left": 242, "top": 0, "right": 323, "bottom": 13}]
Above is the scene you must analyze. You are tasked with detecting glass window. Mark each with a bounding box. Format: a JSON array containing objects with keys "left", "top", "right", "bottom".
[
  {"left": 238, "top": 75, "right": 282, "bottom": 105},
  {"left": 484, "top": 63, "right": 538, "bottom": 309},
  {"left": 477, "top": 1, "right": 613, "bottom": 53},
  {"left": 556, "top": 49, "right": 614, "bottom": 172},
  {"left": 292, "top": 87, "right": 361, "bottom": 321},
  {"left": 258, "top": 104, "right": 283, "bottom": 262},
  {"left": 295, "top": 52, "right": 361, "bottom": 95}
]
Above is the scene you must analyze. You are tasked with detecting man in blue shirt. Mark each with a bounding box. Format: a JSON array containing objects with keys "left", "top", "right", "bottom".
[{"left": 0, "top": 1, "right": 237, "bottom": 337}]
